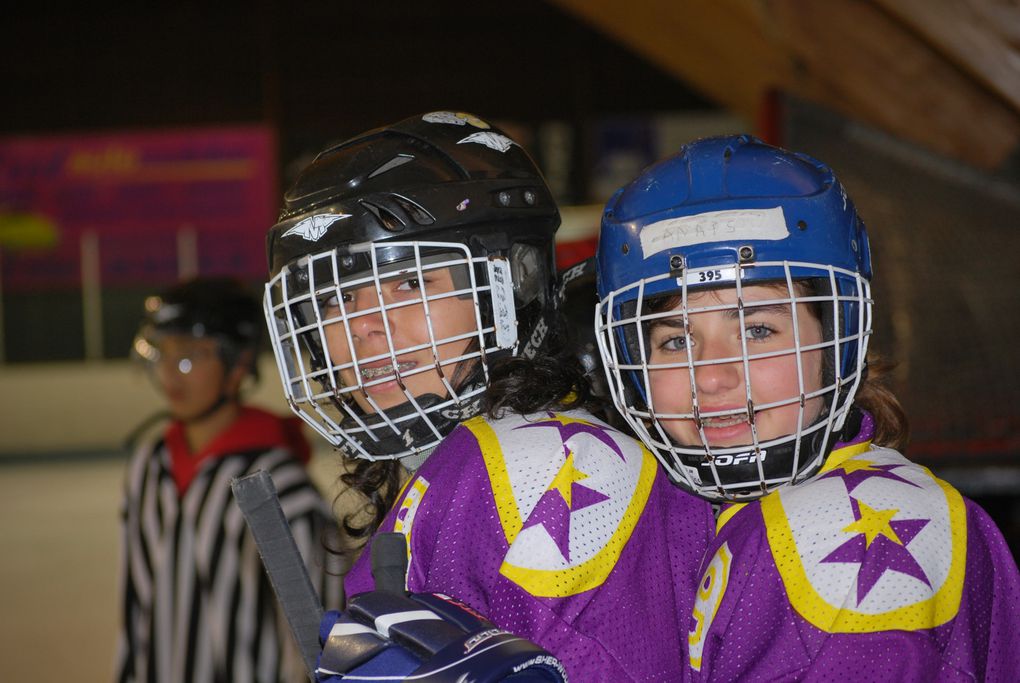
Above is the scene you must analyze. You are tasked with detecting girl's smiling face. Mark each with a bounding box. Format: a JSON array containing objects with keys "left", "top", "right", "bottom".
[
  {"left": 321, "top": 263, "right": 478, "bottom": 414},
  {"left": 645, "top": 283, "right": 825, "bottom": 449}
]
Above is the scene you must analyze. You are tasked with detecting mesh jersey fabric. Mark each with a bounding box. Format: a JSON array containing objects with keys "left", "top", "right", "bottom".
[
  {"left": 686, "top": 412, "right": 1020, "bottom": 681},
  {"left": 342, "top": 408, "right": 717, "bottom": 681}
]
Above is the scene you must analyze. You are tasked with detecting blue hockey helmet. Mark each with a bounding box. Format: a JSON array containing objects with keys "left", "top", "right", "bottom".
[{"left": 595, "top": 135, "right": 872, "bottom": 501}]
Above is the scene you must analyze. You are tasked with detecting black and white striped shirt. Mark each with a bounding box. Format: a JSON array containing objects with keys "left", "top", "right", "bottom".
[{"left": 116, "top": 437, "right": 343, "bottom": 683}]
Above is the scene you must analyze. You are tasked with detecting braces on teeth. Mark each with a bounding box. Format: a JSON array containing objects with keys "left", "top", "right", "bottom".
[
  {"left": 700, "top": 414, "right": 749, "bottom": 427},
  {"left": 360, "top": 361, "right": 415, "bottom": 380}
]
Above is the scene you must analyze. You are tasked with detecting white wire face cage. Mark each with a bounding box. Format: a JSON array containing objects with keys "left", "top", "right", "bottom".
[
  {"left": 265, "top": 240, "right": 518, "bottom": 461},
  {"left": 596, "top": 260, "right": 872, "bottom": 502}
]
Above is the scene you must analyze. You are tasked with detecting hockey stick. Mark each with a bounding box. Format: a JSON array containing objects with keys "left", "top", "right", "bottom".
[{"left": 232, "top": 470, "right": 323, "bottom": 683}]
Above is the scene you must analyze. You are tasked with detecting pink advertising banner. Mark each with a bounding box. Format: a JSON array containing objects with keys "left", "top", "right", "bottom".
[{"left": 0, "top": 126, "right": 277, "bottom": 290}]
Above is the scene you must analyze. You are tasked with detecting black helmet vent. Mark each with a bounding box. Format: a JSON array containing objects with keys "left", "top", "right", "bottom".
[
  {"left": 359, "top": 200, "right": 405, "bottom": 232},
  {"left": 368, "top": 154, "right": 414, "bottom": 179},
  {"left": 392, "top": 195, "right": 435, "bottom": 226}
]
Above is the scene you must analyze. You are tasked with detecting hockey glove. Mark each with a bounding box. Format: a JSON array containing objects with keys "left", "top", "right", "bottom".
[{"left": 315, "top": 533, "right": 567, "bottom": 682}]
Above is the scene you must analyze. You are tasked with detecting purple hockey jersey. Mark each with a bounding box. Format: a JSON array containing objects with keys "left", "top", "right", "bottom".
[
  {"left": 344, "top": 409, "right": 716, "bottom": 681},
  {"left": 687, "top": 413, "right": 1020, "bottom": 682}
]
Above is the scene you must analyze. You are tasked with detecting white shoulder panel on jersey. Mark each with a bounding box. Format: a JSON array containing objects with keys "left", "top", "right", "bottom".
[
  {"left": 462, "top": 410, "right": 658, "bottom": 597},
  {"left": 761, "top": 444, "right": 966, "bottom": 633}
]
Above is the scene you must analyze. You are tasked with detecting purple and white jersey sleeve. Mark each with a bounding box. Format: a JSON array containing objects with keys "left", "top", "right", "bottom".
[
  {"left": 687, "top": 423, "right": 1020, "bottom": 682},
  {"left": 345, "top": 409, "right": 716, "bottom": 682}
]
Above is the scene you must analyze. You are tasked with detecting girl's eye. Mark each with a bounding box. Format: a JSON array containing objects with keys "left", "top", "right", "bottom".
[
  {"left": 659, "top": 335, "right": 690, "bottom": 353},
  {"left": 744, "top": 324, "right": 774, "bottom": 341},
  {"left": 395, "top": 277, "right": 423, "bottom": 292},
  {"left": 321, "top": 292, "right": 352, "bottom": 309}
]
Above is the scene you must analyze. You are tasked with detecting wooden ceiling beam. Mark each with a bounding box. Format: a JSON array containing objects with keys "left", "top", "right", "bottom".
[
  {"left": 872, "top": 0, "right": 1020, "bottom": 112},
  {"left": 768, "top": 0, "right": 1020, "bottom": 168},
  {"left": 545, "top": 0, "right": 791, "bottom": 122},
  {"left": 546, "top": 0, "right": 1020, "bottom": 170}
]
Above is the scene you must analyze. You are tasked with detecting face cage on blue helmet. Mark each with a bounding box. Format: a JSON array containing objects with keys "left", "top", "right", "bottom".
[
  {"left": 595, "top": 259, "right": 872, "bottom": 502},
  {"left": 264, "top": 240, "right": 519, "bottom": 462}
]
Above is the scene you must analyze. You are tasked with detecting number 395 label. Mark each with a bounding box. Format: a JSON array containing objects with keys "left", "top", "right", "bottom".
[{"left": 679, "top": 267, "right": 740, "bottom": 286}]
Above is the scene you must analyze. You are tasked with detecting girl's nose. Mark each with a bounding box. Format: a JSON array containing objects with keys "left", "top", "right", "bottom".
[
  {"left": 692, "top": 336, "right": 742, "bottom": 396},
  {"left": 347, "top": 290, "right": 388, "bottom": 341}
]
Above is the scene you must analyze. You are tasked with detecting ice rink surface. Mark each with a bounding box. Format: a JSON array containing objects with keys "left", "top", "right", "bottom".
[{"left": 0, "top": 457, "right": 123, "bottom": 682}]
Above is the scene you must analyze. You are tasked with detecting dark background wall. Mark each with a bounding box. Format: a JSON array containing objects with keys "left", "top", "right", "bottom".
[{"left": 2, "top": 0, "right": 716, "bottom": 201}]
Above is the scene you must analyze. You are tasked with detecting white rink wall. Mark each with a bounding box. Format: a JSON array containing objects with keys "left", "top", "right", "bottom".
[
  {"left": 0, "top": 458, "right": 124, "bottom": 682},
  {"left": 0, "top": 355, "right": 291, "bottom": 455}
]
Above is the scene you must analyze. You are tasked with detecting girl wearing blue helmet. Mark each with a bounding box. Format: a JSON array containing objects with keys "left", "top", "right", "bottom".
[{"left": 595, "top": 135, "right": 1020, "bottom": 681}]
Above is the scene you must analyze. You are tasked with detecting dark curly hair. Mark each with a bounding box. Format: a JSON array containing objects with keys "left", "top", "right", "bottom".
[{"left": 334, "top": 458, "right": 405, "bottom": 557}]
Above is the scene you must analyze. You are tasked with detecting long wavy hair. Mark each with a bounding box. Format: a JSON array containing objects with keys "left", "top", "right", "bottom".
[
  {"left": 482, "top": 328, "right": 600, "bottom": 419},
  {"left": 854, "top": 354, "right": 909, "bottom": 451}
]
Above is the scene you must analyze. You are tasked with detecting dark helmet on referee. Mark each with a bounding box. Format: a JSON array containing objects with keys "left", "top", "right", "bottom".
[{"left": 133, "top": 276, "right": 262, "bottom": 422}]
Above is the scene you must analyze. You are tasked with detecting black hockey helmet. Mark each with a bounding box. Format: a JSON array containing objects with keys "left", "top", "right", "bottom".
[
  {"left": 264, "top": 112, "right": 560, "bottom": 465},
  {"left": 134, "top": 276, "right": 262, "bottom": 374}
]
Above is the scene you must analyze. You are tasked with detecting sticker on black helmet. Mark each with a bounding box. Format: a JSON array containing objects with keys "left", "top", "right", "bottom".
[
  {"left": 421, "top": 111, "right": 490, "bottom": 129},
  {"left": 457, "top": 132, "right": 517, "bottom": 153},
  {"left": 282, "top": 213, "right": 351, "bottom": 242},
  {"left": 487, "top": 258, "right": 517, "bottom": 349}
]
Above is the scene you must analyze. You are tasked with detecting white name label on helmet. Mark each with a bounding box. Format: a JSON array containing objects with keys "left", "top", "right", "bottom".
[
  {"left": 487, "top": 258, "right": 518, "bottom": 349},
  {"left": 640, "top": 207, "right": 788, "bottom": 258}
]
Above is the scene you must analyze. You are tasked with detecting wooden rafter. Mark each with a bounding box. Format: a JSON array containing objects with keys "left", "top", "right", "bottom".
[
  {"left": 872, "top": 0, "right": 1020, "bottom": 112},
  {"left": 546, "top": 0, "right": 1020, "bottom": 170}
]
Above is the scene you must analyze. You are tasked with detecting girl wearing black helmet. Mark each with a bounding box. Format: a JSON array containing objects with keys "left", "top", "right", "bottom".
[
  {"left": 264, "top": 113, "right": 715, "bottom": 681},
  {"left": 118, "top": 276, "right": 343, "bottom": 683},
  {"left": 595, "top": 135, "right": 1020, "bottom": 681},
  {"left": 264, "top": 112, "right": 566, "bottom": 535}
]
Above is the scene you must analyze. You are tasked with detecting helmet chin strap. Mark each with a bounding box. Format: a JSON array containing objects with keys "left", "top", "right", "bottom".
[
  {"left": 336, "top": 384, "right": 485, "bottom": 467},
  {"left": 677, "top": 402, "right": 865, "bottom": 500}
]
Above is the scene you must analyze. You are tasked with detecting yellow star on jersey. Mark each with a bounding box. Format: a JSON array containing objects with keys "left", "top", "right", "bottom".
[
  {"left": 549, "top": 452, "right": 588, "bottom": 508},
  {"left": 842, "top": 501, "right": 902, "bottom": 548},
  {"left": 522, "top": 448, "right": 609, "bottom": 563}
]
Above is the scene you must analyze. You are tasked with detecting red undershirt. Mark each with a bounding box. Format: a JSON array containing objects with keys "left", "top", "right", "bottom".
[{"left": 164, "top": 405, "right": 311, "bottom": 494}]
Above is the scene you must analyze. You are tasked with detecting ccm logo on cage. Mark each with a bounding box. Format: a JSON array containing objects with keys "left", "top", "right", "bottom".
[{"left": 699, "top": 450, "right": 768, "bottom": 467}]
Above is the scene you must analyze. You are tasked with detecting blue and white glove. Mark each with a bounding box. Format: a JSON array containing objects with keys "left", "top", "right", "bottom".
[
  {"left": 315, "top": 591, "right": 567, "bottom": 682},
  {"left": 315, "top": 534, "right": 567, "bottom": 682}
]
